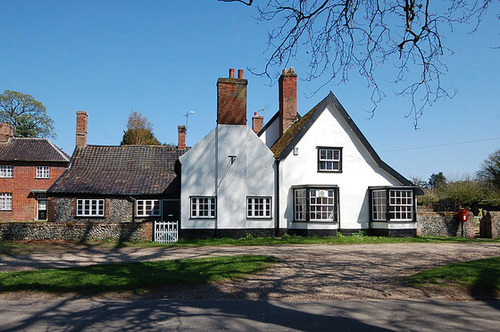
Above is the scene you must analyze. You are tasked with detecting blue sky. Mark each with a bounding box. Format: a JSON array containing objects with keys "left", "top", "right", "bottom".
[{"left": 1, "top": 1, "right": 499, "bottom": 182}]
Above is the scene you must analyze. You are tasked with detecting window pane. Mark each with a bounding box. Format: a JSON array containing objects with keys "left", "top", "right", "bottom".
[{"left": 318, "top": 148, "right": 341, "bottom": 172}]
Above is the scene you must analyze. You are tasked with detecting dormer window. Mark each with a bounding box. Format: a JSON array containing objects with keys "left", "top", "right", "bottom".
[{"left": 318, "top": 147, "right": 342, "bottom": 172}]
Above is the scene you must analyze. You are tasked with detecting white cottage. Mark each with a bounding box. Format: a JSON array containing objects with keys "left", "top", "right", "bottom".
[
  {"left": 179, "top": 69, "right": 276, "bottom": 238},
  {"left": 180, "top": 68, "right": 420, "bottom": 238},
  {"left": 259, "top": 68, "right": 421, "bottom": 237}
]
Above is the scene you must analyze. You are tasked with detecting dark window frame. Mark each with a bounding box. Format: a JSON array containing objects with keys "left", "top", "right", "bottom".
[
  {"left": 293, "top": 186, "right": 339, "bottom": 223},
  {"left": 317, "top": 147, "right": 343, "bottom": 173}
]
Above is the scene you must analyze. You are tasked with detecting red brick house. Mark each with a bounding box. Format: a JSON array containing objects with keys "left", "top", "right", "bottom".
[{"left": 0, "top": 122, "right": 70, "bottom": 221}]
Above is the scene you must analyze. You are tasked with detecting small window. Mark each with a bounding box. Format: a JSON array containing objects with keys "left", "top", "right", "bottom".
[
  {"left": 293, "top": 187, "right": 339, "bottom": 222},
  {"left": 76, "top": 199, "right": 104, "bottom": 217},
  {"left": 36, "top": 166, "right": 50, "bottom": 179},
  {"left": 318, "top": 147, "right": 342, "bottom": 172},
  {"left": 190, "top": 197, "right": 216, "bottom": 218},
  {"left": 0, "top": 193, "right": 12, "bottom": 210},
  {"left": 247, "top": 197, "right": 271, "bottom": 218},
  {"left": 136, "top": 199, "right": 160, "bottom": 217},
  {"left": 37, "top": 194, "right": 47, "bottom": 220},
  {"left": 0, "top": 165, "right": 13, "bottom": 178}
]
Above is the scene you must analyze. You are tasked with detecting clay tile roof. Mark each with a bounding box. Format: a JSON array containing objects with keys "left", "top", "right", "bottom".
[
  {"left": 0, "top": 138, "right": 70, "bottom": 162},
  {"left": 48, "top": 145, "right": 185, "bottom": 195}
]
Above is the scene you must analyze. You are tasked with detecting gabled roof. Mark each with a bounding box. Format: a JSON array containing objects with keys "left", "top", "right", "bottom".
[
  {"left": 270, "top": 92, "right": 412, "bottom": 186},
  {"left": 49, "top": 145, "right": 184, "bottom": 195},
  {"left": 0, "top": 138, "right": 70, "bottom": 163}
]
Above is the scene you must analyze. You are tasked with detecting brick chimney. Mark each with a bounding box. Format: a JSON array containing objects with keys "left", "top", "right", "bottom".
[
  {"left": 252, "top": 112, "right": 264, "bottom": 134},
  {"left": 217, "top": 68, "right": 248, "bottom": 126},
  {"left": 178, "top": 125, "right": 186, "bottom": 150},
  {"left": 0, "top": 122, "right": 13, "bottom": 144},
  {"left": 75, "top": 111, "right": 88, "bottom": 148},
  {"left": 279, "top": 67, "right": 298, "bottom": 136}
]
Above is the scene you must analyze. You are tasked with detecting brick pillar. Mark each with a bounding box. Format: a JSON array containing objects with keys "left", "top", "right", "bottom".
[
  {"left": 178, "top": 125, "right": 186, "bottom": 150},
  {"left": 217, "top": 68, "right": 248, "bottom": 126},
  {"left": 75, "top": 111, "right": 88, "bottom": 148},
  {"left": 252, "top": 112, "right": 264, "bottom": 134},
  {"left": 279, "top": 67, "right": 298, "bottom": 136}
]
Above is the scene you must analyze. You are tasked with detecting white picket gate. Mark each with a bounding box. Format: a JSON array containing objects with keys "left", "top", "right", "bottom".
[{"left": 154, "top": 221, "right": 179, "bottom": 243}]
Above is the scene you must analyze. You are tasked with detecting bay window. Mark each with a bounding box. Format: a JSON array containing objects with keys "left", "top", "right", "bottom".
[{"left": 293, "top": 186, "right": 339, "bottom": 222}]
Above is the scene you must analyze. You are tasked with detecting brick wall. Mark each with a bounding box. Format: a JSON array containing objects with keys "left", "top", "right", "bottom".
[{"left": 0, "top": 163, "right": 67, "bottom": 222}]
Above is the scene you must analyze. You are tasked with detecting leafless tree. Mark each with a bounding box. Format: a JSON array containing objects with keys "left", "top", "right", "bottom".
[{"left": 220, "top": 0, "right": 498, "bottom": 126}]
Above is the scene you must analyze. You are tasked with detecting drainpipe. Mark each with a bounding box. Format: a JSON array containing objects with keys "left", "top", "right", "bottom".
[
  {"left": 214, "top": 126, "right": 219, "bottom": 238},
  {"left": 275, "top": 159, "right": 281, "bottom": 237}
]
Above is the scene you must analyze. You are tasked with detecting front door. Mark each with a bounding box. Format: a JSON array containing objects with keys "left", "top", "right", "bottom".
[{"left": 162, "top": 199, "right": 179, "bottom": 221}]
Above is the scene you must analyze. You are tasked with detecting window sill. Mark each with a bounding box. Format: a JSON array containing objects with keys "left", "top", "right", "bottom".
[{"left": 293, "top": 220, "right": 338, "bottom": 223}]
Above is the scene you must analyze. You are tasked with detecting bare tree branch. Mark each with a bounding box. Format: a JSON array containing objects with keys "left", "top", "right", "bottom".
[{"left": 221, "top": 0, "right": 499, "bottom": 126}]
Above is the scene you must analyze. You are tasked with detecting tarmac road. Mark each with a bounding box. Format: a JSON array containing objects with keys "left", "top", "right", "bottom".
[{"left": 0, "top": 298, "right": 499, "bottom": 331}]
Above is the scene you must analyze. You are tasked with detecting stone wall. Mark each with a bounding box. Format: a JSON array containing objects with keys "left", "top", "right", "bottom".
[
  {"left": 417, "top": 211, "right": 475, "bottom": 238},
  {"left": 480, "top": 211, "right": 500, "bottom": 238},
  {"left": 0, "top": 221, "right": 153, "bottom": 242}
]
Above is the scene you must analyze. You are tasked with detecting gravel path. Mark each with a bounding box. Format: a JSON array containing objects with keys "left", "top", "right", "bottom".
[{"left": 1, "top": 242, "right": 499, "bottom": 301}]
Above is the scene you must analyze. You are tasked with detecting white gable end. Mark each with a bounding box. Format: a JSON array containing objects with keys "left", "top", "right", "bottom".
[{"left": 278, "top": 101, "right": 408, "bottom": 232}]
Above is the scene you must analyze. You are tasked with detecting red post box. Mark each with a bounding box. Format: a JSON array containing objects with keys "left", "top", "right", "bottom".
[{"left": 458, "top": 209, "right": 468, "bottom": 222}]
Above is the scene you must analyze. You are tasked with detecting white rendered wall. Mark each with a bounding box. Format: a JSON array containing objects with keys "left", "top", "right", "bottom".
[
  {"left": 278, "top": 103, "right": 402, "bottom": 231},
  {"left": 259, "top": 115, "right": 280, "bottom": 148},
  {"left": 180, "top": 125, "right": 275, "bottom": 230}
]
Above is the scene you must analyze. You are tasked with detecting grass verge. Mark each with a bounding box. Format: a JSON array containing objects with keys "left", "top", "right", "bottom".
[
  {"left": 0, "top": 255, "right": 277, "bottom": 294},
  {"left": 406, "top": 256, "right": 500, "bottom": 297},
  {"left": 0, "top": 234, "right": 499, "bottom": 255}
]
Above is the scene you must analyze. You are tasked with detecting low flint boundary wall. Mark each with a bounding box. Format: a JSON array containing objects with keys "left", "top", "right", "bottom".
[{"left": 0, "top": 221, "right": 153, "bottom": 242}]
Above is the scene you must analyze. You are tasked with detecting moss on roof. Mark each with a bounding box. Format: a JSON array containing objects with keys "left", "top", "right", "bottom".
[{"left": 270, "top": 104, "right": 319, "bottom": 159}]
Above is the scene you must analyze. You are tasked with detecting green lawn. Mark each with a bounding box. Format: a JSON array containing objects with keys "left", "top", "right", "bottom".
[
  {"left": 406, "top": 256, "right": 500, "bottom": 297},
  {"left": 0, "top": 255, "right": 277, "bottom": 294},
  {"left": 1, "top": 235, "right": 499, "bottom": 255}
]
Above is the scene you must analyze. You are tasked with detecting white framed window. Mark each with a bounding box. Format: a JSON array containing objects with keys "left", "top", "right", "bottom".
[
  {"left": 294, "top": 189, "right": 306, "bottom": 221},
  {"left": 136, "top": 199, "right": 160, "bottom": 217},
  {"left": 309, "top": 189, "right": 337, "bottom": 221},
  {"left": 293, "top": 187, "right": 338, "bottom": 222},
  {"left": 318, "top": 147, "right": 342, "bottom": 172},
  {"left": 0, "top": 165, "right": 13, "bottom": 178},
  {"left": 0, "top": 193, "right": 12, "bottom": 210},
  {"left": 370, "top": 188, "right": 414, "bottom": 222},
  {"left": 389, "top": 190, "right": 413, "bottom": 221},
  {"left": 37, "top": 194, "right": 47, "bottom": 220},
  {"left": 36, "top": 166, "right": 50, "bottom": 179},
  {"left": 76, "top": 199, "right": 104, "bottom": 217},
  {"left": 247, "top": 197, "right": 271, "bottom": 218},
  {"left": 190, "top": 197, "right": 216, "bottom": 218},
  {"left": 372, "top": 190, "right": 387, "bottom": 221}
]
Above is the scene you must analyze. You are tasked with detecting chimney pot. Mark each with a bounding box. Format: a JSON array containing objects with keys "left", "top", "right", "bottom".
[
  {"left": 229, "top": 68, "right": 235, "bottom": 78},
  {"left": 238, "top": 69, "right": 244, "bottom": 79}
]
